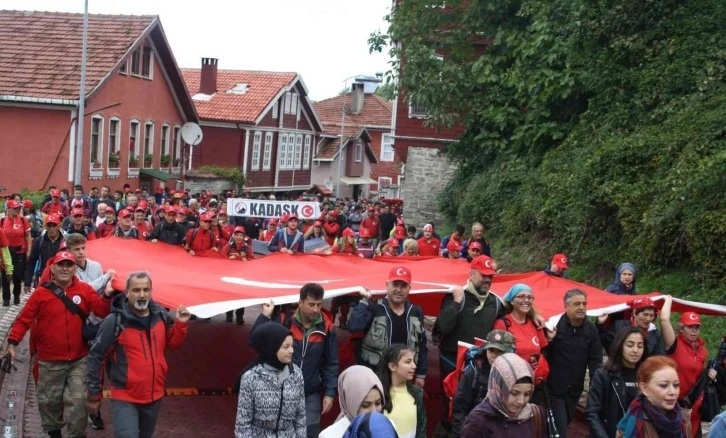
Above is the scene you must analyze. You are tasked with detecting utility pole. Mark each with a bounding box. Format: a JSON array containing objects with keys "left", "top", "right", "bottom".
[{"left": 74, "top": 0, "right": 89, "bottom": 185}]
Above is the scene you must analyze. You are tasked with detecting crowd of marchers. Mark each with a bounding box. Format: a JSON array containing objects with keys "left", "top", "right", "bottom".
[{"left": 2, "top": 184, "right": 726, "bottom": 438}]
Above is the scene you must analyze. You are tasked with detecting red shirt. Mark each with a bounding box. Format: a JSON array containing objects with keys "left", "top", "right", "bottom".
[
  {"left": 332, "top": 244, "right": 357, "bottom": 255},
  {"left": 8, "top": 278, "right": 111, "bottom": 361},
  {"left": 260, "top": 229, "right": 276, "bottom": 242},
  {"left": 494, "top": 314, "right": 549, "bottom": 363},
  {"left": 360, "top": 217, "right": 379, "bottom": 237},
  {"left": 98, "top": 221, "right": 117, "bottom": 238},
  {"left": 323, "top": 222, "right": 340, "bottom": 246},
  {"left": 221, "top": 242, "right": 255, "bottom": 260},
  {"left": 42, "top": 201, "right": 69, "bottom": 218},
  {"left": 135, "top": 221, "right": 153, "bottom": 240},
  {"left": 0, "top": 229, "right": 8, "bottom": 248},
  {"left": 417, "top": 237, "right": 441, "bottom": 256},
  {"left": 1, "top": 215, "right": 29, "bottom": 248},
  {"left": 184, "top": 228, "right": 216, "bottom": 253}
]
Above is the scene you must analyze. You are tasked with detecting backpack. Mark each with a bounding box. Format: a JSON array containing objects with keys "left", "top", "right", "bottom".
[
  {"left": 111, "top": 309, "right": 174, "bottom": 340},
  {"left": 188, "top": 227, "right": 214, "bottom": 250}
]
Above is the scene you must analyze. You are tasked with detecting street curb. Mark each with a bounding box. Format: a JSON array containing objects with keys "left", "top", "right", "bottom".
[{"left": 0, "top": 294, "right": 31, "bottom": 437}]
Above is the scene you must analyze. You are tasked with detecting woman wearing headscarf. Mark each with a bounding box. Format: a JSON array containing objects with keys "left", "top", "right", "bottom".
[
  {"left": 343, "top": 412, "right": 399, "bottom": 438},
  {"left": 235, "top": 322, "right": 306, "bottom": 438},
  {"left": 493, "top": 284, "right": 554, "bottom": 384},
  {"left": 461, "top": 353, "right": 546, "bottom": 437},
  {"left": 606, "top": 263, "right": 637, "bottom": 295},
  {"left": 320, "top": 365, "right": 386, "bottom": 438}
]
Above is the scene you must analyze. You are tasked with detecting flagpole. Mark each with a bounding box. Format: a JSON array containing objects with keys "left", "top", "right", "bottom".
[{"left": 74, "top": 0, "right": 89, "bottom": 185}]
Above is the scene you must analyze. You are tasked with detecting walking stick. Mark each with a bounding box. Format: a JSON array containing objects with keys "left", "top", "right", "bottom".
[{"left": 541, "top": 383, "right": 561, "bottom": 438}]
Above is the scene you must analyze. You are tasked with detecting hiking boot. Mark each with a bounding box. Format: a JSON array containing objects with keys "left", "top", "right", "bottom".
[
  {"left": 89, "top": 412, "right": 105, "bottom": 430},
  {"left": 236, "top": 316, "right": 244, "bottom": 325},
  {"left": 225, "top": 312, "right": 234, "bottom": 323},
  {"left": 204, "top": 318, "right": 211, "bottom": 323},
  {"left": 48, "top": 429, "right": 62, "bottom": 438},
  {"left": 13, "top": 296, "right": 19, "bottom": 305},
  {"left": 2, "top": 301, "right": 8, "bottom": 307}
]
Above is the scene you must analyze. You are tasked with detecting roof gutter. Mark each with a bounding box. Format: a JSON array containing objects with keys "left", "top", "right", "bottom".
[{"left": 0, "top": 95, "right": 79, "bottom": 106}]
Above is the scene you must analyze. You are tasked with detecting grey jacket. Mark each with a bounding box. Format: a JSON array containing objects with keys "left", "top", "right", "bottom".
[
  {"left": 75, "top": 259, "right": 111, "bottom": 294},
  {"left": 235, "top": 363, "right": 306, "bottom": 438}
]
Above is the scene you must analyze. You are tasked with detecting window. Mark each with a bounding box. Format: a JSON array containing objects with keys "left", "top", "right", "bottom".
[
  {"left": 303, "top": 135, "right": 311, "bottom": 169},
  {"left": 381, "top": 133, "right": 394, "bottom": 162},
  {"left": 263, "top": 132, "right": 272, "bottom": 170},
  {"left": 279, "top": 133, "right": 288, "bottom": 169},
  {"left": 90, "top": 116, "right": 103, "bottom": 165},
  {"left": 119, "top": 60, "right": 128, "bottom": 75},
  {"left": 129, "top": 120, "right": 140, "bottom": 166},
  {"left": 130, "top": 48, "right": 141, "bottom": 76},
  {"left": 251, "top": 131, "right": 262, "bottom": 170},
  {"left": 378, "top": 177, "right": 392, "bottom": 191},
  {"left": 294, "top": 134, "right": 302, "bottom": 169},
  {"left": 272, "top": 101, "right": 279, "bottom": 119},
  {"left": 143, "top": 122, "right": 154, "bottom": 167},
  {"left": 286, "top": 134, "right": 294, "bottom": 169},
  {"left": 409, "top": 102, "right": 428, "bottom": 118},
  {"left": 160, "top": 125, "right": 169, "bottom": 156},
  {"left": 284, "top": 92, "right": 292, "bottom": 114},
  {"left": 172, "top": 126, "right": 181, "bottom": 167},
  {"left": 290, "top": 93, "right": 298, "bottom": 115},
  {"left": 141, "top": 46, "right": 153, "bottom": 79},
  {"left": 108, "top": 118, "right": 120, "bottom": 154},
  {"left": 355, "top": 142, "right": 363, "bottom": 162}
]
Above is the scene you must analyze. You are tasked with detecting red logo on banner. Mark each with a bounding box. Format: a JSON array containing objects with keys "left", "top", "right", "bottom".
[{"left": 301, "top": 205, "right": 314, "bottom": 218}]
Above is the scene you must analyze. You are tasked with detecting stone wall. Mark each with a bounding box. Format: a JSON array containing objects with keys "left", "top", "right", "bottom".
[
  {"left": 184, "top": 174, "right": 237, "bottom": 195},
  {"left": 401, "top": 147, "right": 457, "bottom": 228}
]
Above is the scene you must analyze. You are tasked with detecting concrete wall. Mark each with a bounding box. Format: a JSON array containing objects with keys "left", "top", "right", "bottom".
[
  {"left": 401, "top": 146, "right": 457, "bottom": 227},
  {"left": 184, "top": 175, "right": 237, "bottom": 195}
]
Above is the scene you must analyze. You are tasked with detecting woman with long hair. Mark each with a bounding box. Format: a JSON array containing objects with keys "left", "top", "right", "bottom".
[
  {"left": 617, "top": 356, "right": 685, "bottom": 438},
  {"left": 586, "top": 326, "right": 647, "bottom": 438},
  {"left": 461, "top": 353, "right": 545, "bottom": 438},
  {"left": 1, "top": 199, "right": 31, "bottom": 306},
  {"left": 493, "top": 284, "right": 554, "bottom": 384},
  {"left": 333, "top": 228, "right": 358, "bottom": 255},
  {"left": 235, "top": 322, "right": 306, "bottom": 438},
  {"left": 304, "top": 220, "right": 328, "bottom": 241},
  {"left": 377, "top": 344, "right": 426, "bottom": 438},
  {"left": 320, "top": 365, "right": 386, "bottom": 437},
  {"left": 376, "top": 238, "right": 399, "bottom": 258}
]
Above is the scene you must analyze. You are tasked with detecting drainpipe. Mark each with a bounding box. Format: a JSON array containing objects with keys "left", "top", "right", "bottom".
[{"left": 237, "top": 123, "right": 249, "bottom": 188}]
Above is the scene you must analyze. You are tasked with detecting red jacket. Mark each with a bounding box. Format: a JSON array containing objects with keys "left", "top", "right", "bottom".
[
  {"left": 222, "top": 242, "right": 255, "bottom": 260},
  {"left": 8, "top": 278, "right": 112, "bottom": 361},
  {"left": 184, "top": 228, "right": 216, "bottom": 253},
  {"left": 360, "top": 217, "right": 379, "bottom": 238},
  {"left": 97, "top": 221, "right": 117, "bottom": 238},
  {"left": 323, "top": 222, "right": 340, "bottom": 246},
  {"left": 87, "top": 297, "right": 188, "bottom": 404}
]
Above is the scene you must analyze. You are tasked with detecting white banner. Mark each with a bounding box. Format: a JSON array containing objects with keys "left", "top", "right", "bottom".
[{"left": 226, "top": 198, "right": 320, "bottom": 219}]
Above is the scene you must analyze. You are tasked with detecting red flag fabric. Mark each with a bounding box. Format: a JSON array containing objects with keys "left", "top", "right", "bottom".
[{"left": 85, "top": 237, "right": 726, "bottom": 319}]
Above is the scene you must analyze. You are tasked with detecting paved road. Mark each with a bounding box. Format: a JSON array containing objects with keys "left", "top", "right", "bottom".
[{"left": 20, "top": 305, "right": 595, "bottom": 437}]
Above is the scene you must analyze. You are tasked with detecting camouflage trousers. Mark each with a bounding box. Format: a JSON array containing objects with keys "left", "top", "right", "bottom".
[{"left": 37, "top": 357, "right": 88, "bottom": 437}]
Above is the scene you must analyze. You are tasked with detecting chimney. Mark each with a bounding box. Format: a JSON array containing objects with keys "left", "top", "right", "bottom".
[
  {"left": 200, "top": 58, "right": 218, "bottom": 95},
  {"left": 350, "top": 82, "right": 365, "bottom": 114}
]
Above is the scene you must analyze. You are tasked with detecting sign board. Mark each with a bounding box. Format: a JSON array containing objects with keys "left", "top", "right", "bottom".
[{"left": 227, "top": 198, "right": 320, "bottom": 220}]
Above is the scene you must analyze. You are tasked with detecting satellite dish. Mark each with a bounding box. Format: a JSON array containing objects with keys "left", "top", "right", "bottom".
[
  {"left": 324, "top": 179, "right": 334, "bottom": 191},
  {"left": 181, "top": 122, "right": 203, "bottom": 146}
]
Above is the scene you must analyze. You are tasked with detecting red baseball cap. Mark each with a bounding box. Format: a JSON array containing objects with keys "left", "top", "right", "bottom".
[
  {"left": 218, "top": 209, "right": 228, "bottom": 216},
  {"left": 280, "top": 214, "right": 289, "bottom": 222},
  {"left": 386, "top": 237, "right": 400, "bottom": 248},
  {"left": 388, "top": 266, "right": 412, "bottom": 285},
  {"left": 342, "top": 228, "right": 355, "bottom": 237},
  {"left": 6, "top": 200, "right": 20, "bottom": 209},
  {"left": 394, "top": 226, "right": 406, "bottom": 239},
  {"left": 471, "top": 255, "right": 496, "bottom": 276},
  {"left": 23, "top": 200, "right": 33, "bottom": 209},
  {"left": 269, "top": 218, "right": 279, "bottom": 226},
  {"left": 71, "top": 208, "right": 84, "bottom": 217},
  {"left": 360, "top": 228, "right": 372, "bottom": 238},
  {"left": 631, "top": 297, "right": 656, "bottom": 312},
  {"left": 52, "top": 251, "right": 76, "bottom": 265},
  {"left": 45, "top": 214, "right": 60, "bottom": 225},
  {"left": 176, "top": 207, "right": 188, "bottom": 215},
  {"left": 423, "top": 224, "right": 434, "bottom": 232},
  {"left": 50, "top": 189, "right": 61, "bottom": 198},
  {"left": 329, "top": 211, "right": 339, "bottom": 218},
  {"left": 552, "top": 253, "right": 569, "bottom": 269},
  {"left": 287, "top": 213, "right": 299, "bottom": 221},
  {"left": 118, "top": 209, "right": 133, "bottom": 219},
  {"left": 104, "top": 206, "right": 115, "bottom": 213},
  {"left": 367, "top": 206, "right": 374, "bottom": 211},
  {"left": 156, "top": 187, "right": 163, "bottom": 194},
  {"left": 137, "top": 201, "right": 148, "bottom": 210},
  {"left": 313, "top": 220, "right": 323, "bottom": 227},
  {"left": 447, "top": 239, "right": 463, "bottom": 252},
  {"left": 71, "top": 199, "right": 84, "bottom": 207},
  {"left": 200, "top": 213, "right": 213, "bottom": 222},
  {"left": 680, "top": 312, "right": 701, "bottom": 326},
  {"left": 468, "top": 242, "right": 483, "bottom": 251},
  {"left": 233, "top": 226, "right": 246, "bottom": 234}
]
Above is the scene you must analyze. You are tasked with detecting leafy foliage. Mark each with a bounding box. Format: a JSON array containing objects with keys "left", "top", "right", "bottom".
[{"left": 374, "top": 0, "right": 726, "bottom": 282}]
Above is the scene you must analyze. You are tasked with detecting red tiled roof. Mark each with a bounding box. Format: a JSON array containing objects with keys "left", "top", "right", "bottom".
[
  {"left": 182, "top": 69, "right": 297, "bottom": 124},
  {"left": 315, "top": 126, "right": 377, "bottom": 163},
  {"left": 0, "top": 10, "right": 155, "bottom": 100},
  {"left": 314, "top": 93, "right": 393, "bottom": 128}
]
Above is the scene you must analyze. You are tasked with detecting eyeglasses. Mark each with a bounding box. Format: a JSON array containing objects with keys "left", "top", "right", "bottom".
[{"left": 515, "top": 295, "right": 535, "bottom": 302}]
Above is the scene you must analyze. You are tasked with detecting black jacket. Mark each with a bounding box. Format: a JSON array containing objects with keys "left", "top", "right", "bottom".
[
  {"left": 24, "top": 232, "right": 65, "bottom": 286},
  {"left": 452, "top": 359, "right": 491, "bottom": 434},
  {"left": 147, "top": 221, "right": 185, "bottom": 245},
  {"left": 545, "top": 314, "right": 602, "bottom": 397},
  {"left": 433, "top": 282, "right": 503, "bottom": 358},
  {"left": 585, "top": 367, "right": 629, "bottom": 438},
  {"left": 378, "top": 213, "right": 397, "bottom": 240}
]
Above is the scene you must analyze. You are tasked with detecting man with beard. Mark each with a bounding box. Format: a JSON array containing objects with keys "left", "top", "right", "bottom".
[
  {"left": 87, "top": 271, "right": 190, "bottom": 438},
  {"left": 113, "top": 209, "right": 139, "bottom": 239},
  {"left": 347, "top": 266, "right": 428, "bottom": 387},
  {"left": 24, "top": 215, "right": 65, "bottom": 293},
  {"left": 543, "top": 289, "right": 602, "bottom": 438},
  {"left": 133, "top": 207, "right": 153, "bottom": 240},
  {"left": 268, "top": 213, "right": 304, "bottom": 253},
  {"left": 63, "top": 208, "right": 97, "bottom": 240}
]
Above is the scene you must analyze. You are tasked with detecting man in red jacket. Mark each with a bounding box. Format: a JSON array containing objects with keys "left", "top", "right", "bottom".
[
  {"left": 418, "top": 224, "right": 441, "bottom": 256},
  {"left": 86, "top": 271, "right": 190, "bottom": 438},
  {"left": 4, "top": 251, "right": 113, "bottom": 438}
]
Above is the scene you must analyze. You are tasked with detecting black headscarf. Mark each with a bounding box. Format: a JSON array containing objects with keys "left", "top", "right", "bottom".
[{"left": 250, "top": 322, "right": 291, "bottom": 371}]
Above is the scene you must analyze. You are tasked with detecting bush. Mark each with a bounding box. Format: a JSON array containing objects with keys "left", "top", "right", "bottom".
[{"left": 195, "top": 165, "right": 246, "bottom": 189}]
